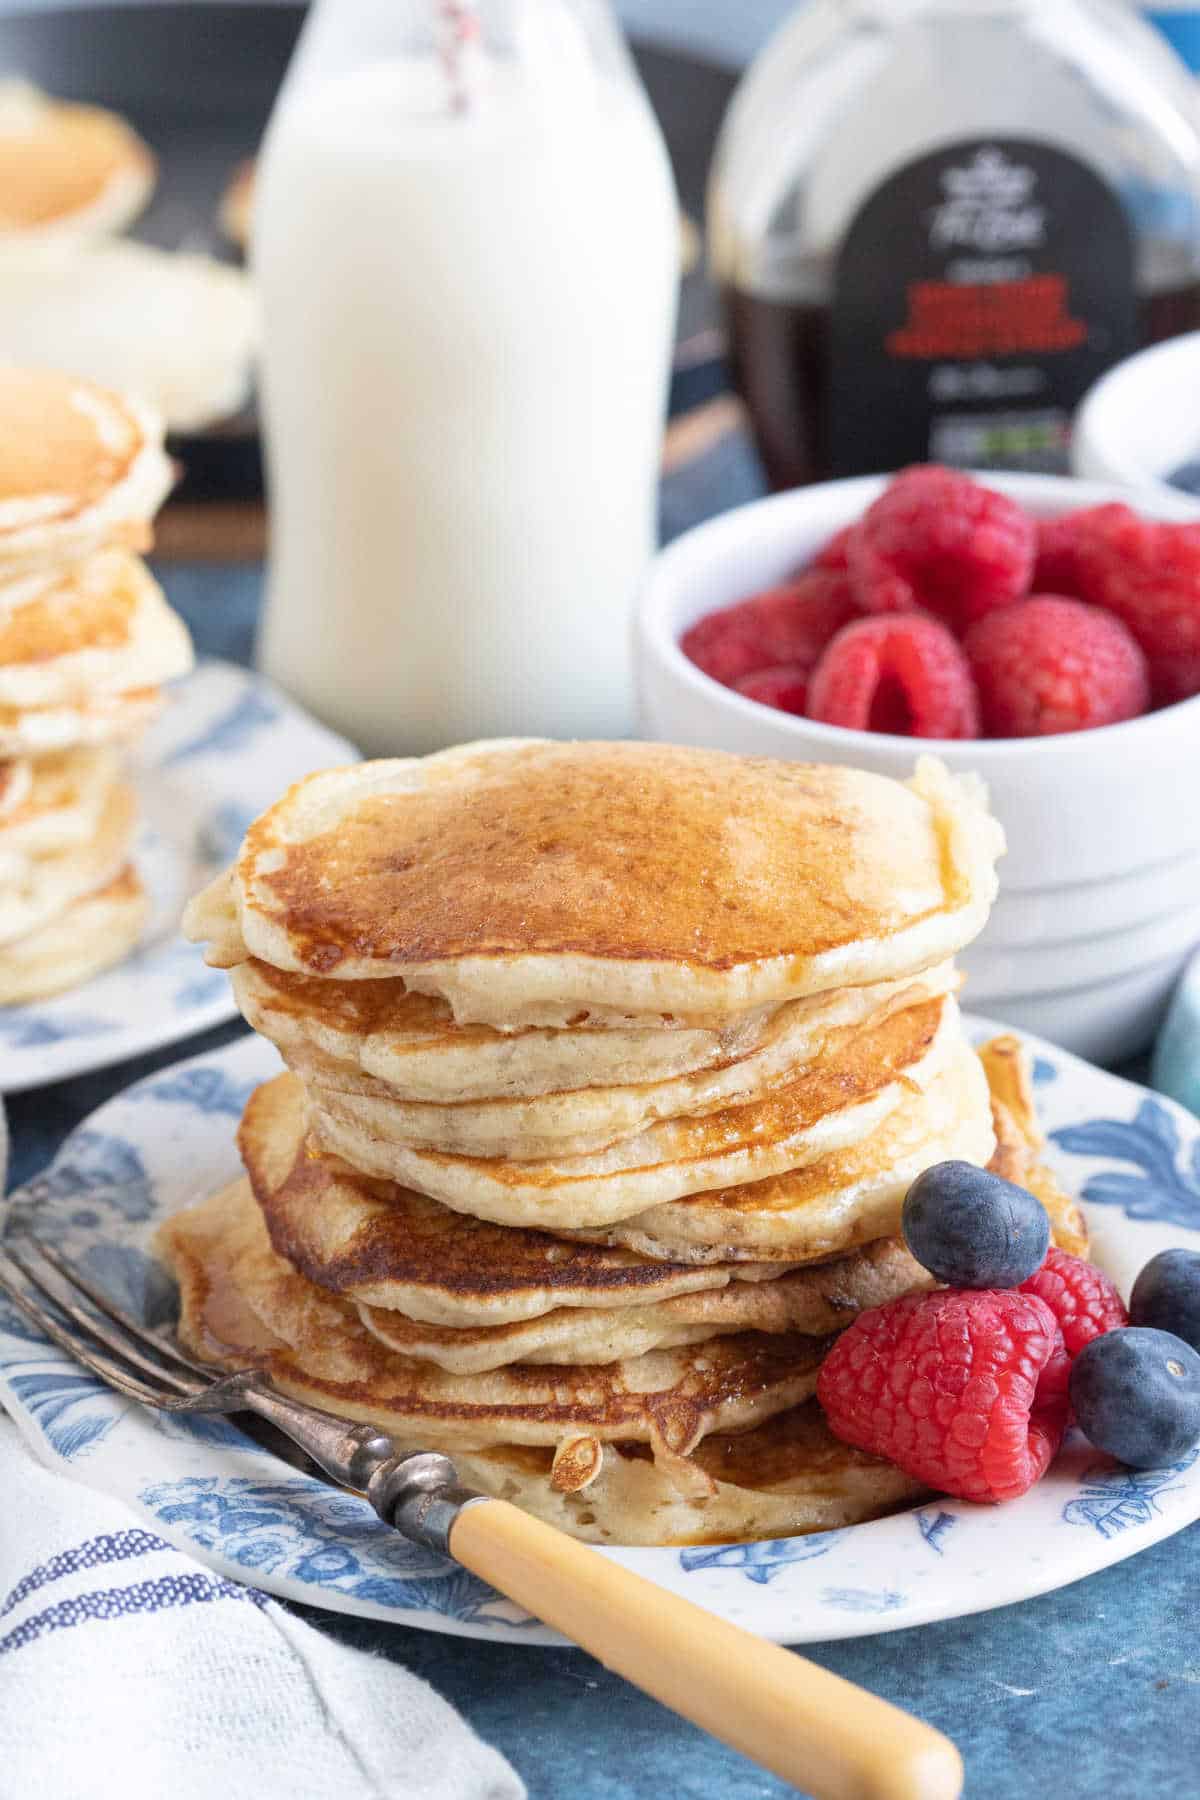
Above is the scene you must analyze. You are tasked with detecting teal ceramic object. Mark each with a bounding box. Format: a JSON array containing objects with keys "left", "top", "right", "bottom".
[{"left": 1152, "top": 949, "right": 1200, "bottom": 1119}]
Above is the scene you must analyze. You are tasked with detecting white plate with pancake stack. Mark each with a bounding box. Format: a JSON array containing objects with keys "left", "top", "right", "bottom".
[{"left": 4, "top": 738, "right": 1199, "bottom": 1643}]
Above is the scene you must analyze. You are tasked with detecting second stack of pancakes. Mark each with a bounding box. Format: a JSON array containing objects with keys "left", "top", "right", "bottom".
[
  {"left": 0, "top": 365, "right": 192, "bottom": 1002},
  {"left": 175, "top": 739, "right": 1042, "bottom": 1542}
]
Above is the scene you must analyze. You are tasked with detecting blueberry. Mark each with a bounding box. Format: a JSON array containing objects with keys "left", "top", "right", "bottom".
[
  {"left": 1070, "top": 1328, "right": 1200, "bottom": 1468},
  {"left": 1129, "top": 1249, "right": 1200, "bottom": 1354},
  {"left": 901, "top": 1159, "right": 1050, "bottom": 1288}
]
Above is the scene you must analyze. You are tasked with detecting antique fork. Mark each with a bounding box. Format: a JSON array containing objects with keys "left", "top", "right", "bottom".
[{"left": 0, "top": 1235, "right": 961, "bottom": 1800}]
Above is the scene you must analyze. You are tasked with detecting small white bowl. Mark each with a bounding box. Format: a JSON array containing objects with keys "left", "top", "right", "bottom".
[
  {"left": 635, "top": 472, "right": 1200, "bottom": 1063},
  {"left": 1073, "top": 331, "right": 1200, "bottom": 504}
]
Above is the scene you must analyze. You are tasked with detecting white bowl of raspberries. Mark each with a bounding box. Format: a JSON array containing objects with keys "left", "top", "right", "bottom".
[{"left": 636, "top": 467, "right": 1200, "bottom": 1065}]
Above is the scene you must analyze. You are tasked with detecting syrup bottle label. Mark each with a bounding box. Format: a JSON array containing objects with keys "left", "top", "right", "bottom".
[{"left": 828, "top": 137, "right": 1135, "bottom": 475}]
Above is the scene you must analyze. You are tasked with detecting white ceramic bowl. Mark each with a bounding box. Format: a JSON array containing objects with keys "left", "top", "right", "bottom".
[
  {"left": 635, "top": 472, "right": 1200, "bottom": 1063},
  {"left": 1073, "top": 331, "right": 1200, "bottom": 503}
]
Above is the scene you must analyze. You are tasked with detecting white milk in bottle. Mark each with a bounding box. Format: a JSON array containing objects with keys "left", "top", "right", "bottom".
[{"left": 254, "top": 0, "right": 679, "bottom": 752}]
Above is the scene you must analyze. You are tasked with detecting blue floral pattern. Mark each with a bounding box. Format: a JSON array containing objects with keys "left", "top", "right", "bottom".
[
  {"left": 1062, "top": 1451, "right": 1199, "bottom": 1538},
  {"left": 164, "top": 682, "right": 281, "bottom": 766},
  {"left": 679, "top": 1533, "right": 842, "bottom": 1585},
  {"left": 132, "top": 1065, "right": 257, "bottom": 1120},
  {"left": 1051, "top": 1097, "right": 1200, "bottom": 1229},
  {"left": 0, "top": 1009, "right": 116, "bottom": 1048},
  {"left": 138, "top": 1476, "right": 520, "bottom": 1623},
  {"left": 19, "top": 1131, "right": 154, "bottom": 1228},
  {"left": 3, "top": 1362, "right": 119, "bottom": 1460},
  {"left": 819, "top": 1587, "right": 907, "bottom": 1614},
  {"left": 915, "top": 1509, "right": 958, "bottom": 1555}
]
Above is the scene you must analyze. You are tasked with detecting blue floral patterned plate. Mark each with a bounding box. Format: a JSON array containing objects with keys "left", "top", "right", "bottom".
[
  {"left": 0, "top": 660, "right": 355, "bottom": 1093},
  {"left": 2, "top": 1022, "right": 1199, "bottom": 1646}
]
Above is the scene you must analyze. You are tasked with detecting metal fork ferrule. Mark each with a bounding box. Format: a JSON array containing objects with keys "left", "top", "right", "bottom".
[{"left": 367, "top": 1450, "right": 487, "bottom": 1553}]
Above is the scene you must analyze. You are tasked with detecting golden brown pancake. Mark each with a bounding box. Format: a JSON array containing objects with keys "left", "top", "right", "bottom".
[
  {"left": 306, "top": 994, "right": 963, "bottom": 1229},
  {"left": 185, "top": 743, "right": 1003, "bottom": 1025},
  {"left": 0, "top": 685, "right": 163, "bottom": 757},
  {"left": 0, "top": 862, "right": 146, "bottom": 1003},
  {"left": 0, "top": 776, "right": 136, "bottom": 946},
  {"left": 980, "top": 1034, "right": 1088, "bottom": 1257},
  {"left": 568, "top": 1041, "right": 993, "bottom": 1264},
  {"left": 0, "top": 551, "right": 192, "bottom": 711},
  {"left": 231, "top": 958, "right": 956, "bottom": 1105},
  {"left": 0, "top": 81, "right": 155, "bottom": 238},
  {"left": 239, "top": 1070, "right": 745, "bottom": 1323},
  {"left": 569, "top": 1036, "right": 1084, "bottom": 1266},
  {"left": 0, "top": 746, "right": 118, "bottom": 863},
  {"left": 450, "top": 1405, "right": 925, "bottom": 1545},
  {"left": 240, "top": 1068, "right": 933, "bottom": 1369},
  {"left": 159, "top": 1180, "right": 828, "bottom": 1459},
  {"left": 356, "top": 1241, "right": 931, "bottom": 1373},
  {"left": 0, "top": 366, "right": 173, "bottom": 575},
  {"left": 160, "top": 1179, "right": 927, "bottom": 1542},
  {"left": 262, "top": 966, "right": 960, "bottom": 1157}
]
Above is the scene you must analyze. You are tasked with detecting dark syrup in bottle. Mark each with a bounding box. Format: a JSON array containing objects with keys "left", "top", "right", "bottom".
[
  {"left": 726, "top": 277, "right": 1200, "bottom": 489},
  {"left": 709, "top": 1, "right": 1200, "bottom": 487}
]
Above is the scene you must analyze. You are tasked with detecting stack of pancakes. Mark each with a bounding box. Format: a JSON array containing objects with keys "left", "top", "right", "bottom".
[
  {"left": 0, "top": 366, "right": 192, "bottom": 1002},
  {"left": 166, "top": 741, "right": 1083, "bottom": 1544}
]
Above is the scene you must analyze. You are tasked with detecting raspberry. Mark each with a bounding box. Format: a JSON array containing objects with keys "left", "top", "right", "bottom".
[
  {"left": 965, "top": 595, "right": 1149, "bottom": 737},
  {"left": 1045, "top": 505, "right": 1200, "bottom": 705},
  {"left": 811, "top": 524, "right": 855, "bottom": 571},
  {"left": 817, "top": 1288, "right": 1070, "bottom": 1503},
  {"left": 1019, "top": 1247, "right": 1128, "bottom": 1358},
  {"left": 733, "top": 664, "right": 809, "bottom": 713},
  {"left": 806, "top": 613, "right": 980, "bottom": 738},
  {"left": 1031, "top": 511, "right": 1095, "bottom": 596},
  {"left": 680, "top": 569, "right": 859, "bottom": 690},
  {"left": 848, "top": 466, "right": 1035, "bottom": 631}
]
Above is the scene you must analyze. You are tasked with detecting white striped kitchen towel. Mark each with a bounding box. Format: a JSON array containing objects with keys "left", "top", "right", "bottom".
[{"left": 0, "top": 1415, "right": 524, "bottom": 1800}]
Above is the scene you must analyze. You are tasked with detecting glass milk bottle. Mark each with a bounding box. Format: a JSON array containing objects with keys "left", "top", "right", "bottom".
[
  {"left": 254, "top": 0, "right": 679, "bottom": 753},
  {"left": 711, "top": 0, "right": 1200, "bottom": 489}
]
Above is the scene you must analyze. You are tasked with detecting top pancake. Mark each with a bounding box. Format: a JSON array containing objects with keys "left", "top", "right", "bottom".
[
  {"left": 0, "top": 366, "right": 173, "bottom": 575},
  {"left": 185, "top": 741, "right": 1004, "bottom": 1025},
  {"left": 0, "top": 81, "right": 155, "bottom": 240}
]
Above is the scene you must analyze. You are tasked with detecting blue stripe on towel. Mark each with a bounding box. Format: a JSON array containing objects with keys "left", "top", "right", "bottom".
[
  {"left": 0, "top": 1571, "right": 266, "bottom": 1655},
  {"left": 0, "top": 1530, "right": 171, "bottom": 1619}
]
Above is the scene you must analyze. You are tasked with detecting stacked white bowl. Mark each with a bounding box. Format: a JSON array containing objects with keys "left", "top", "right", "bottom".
[
  {"left": 636, "top": 473, "right": 1200, "bottom": 1064},
  {"left": 1073, "top": 331, "right": 1200, "bottom": 506}
]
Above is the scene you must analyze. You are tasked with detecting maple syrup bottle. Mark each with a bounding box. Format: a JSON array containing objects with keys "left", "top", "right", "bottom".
[{"left": 710, "top": 0, "right": 1200, "bottom": 487}]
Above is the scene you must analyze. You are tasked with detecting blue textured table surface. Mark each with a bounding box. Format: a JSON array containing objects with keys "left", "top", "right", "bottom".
[{"left": 7, "top": 433, "right": 1200, "bottom": 1795}]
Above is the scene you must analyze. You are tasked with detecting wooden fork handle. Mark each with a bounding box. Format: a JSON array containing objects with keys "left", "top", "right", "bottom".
[{"left": 450, "top": 1500, "right": 962, "bottom": 1800}]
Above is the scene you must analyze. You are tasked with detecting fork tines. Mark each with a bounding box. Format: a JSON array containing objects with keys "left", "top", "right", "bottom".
[{"left": 0, "top": 1235, "right": 207, "bottom": 1406}]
